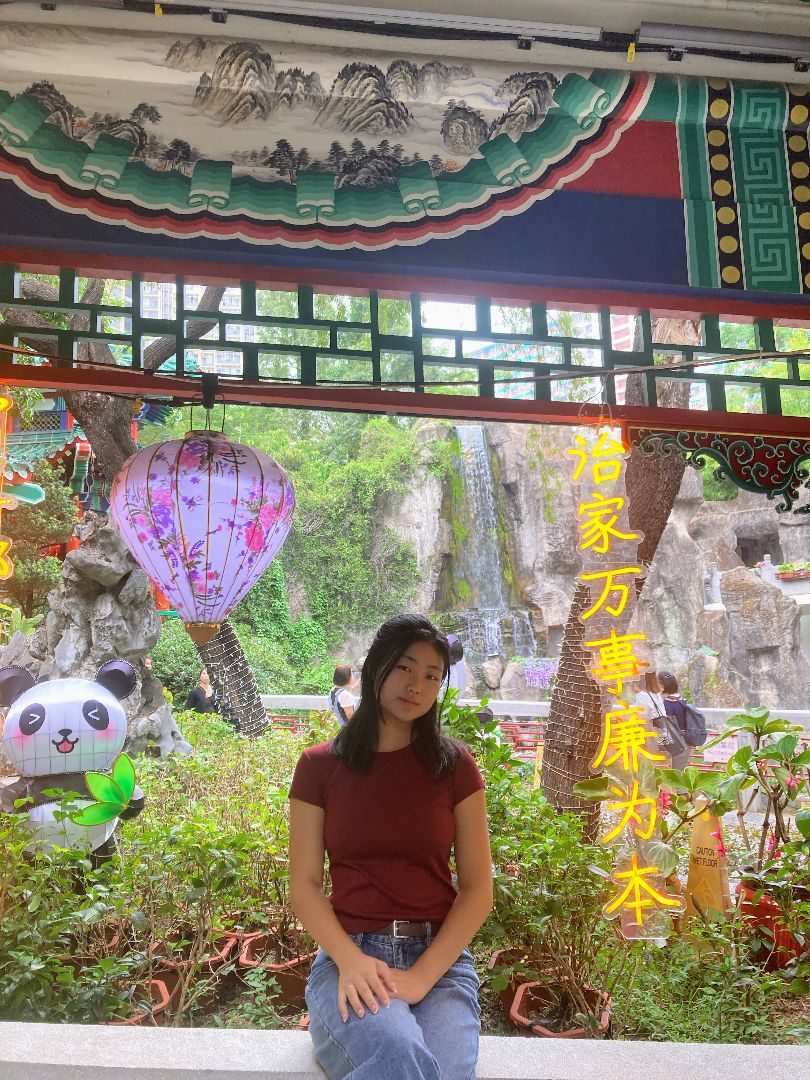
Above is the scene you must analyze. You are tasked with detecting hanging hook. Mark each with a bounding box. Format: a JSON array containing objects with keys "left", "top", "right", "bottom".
[{"left": 201, "top": 373, "right": 219, "bottom": 430}]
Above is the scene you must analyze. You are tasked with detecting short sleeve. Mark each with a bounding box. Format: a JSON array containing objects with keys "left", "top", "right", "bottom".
[
  {"left": 338, "top": 688, "right": 355, "bottom": 709},
  {"left": 289, "top": 746, "right": 327, "bottom": 808},
  {"left": 451, "top": 743, "right": 485, "bottom": 805}
]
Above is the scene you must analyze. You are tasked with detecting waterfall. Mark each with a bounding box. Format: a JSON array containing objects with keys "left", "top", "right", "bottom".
[
  {"left": 455, "top": 425, "right": 507, "bottom": 654},
  {"left": 452, "top": 426, "right": 538, "bottom": 661},
  {"left": 455, "top": 425, "right": 506, "bottom": 609},
  {"left": 511, "top": 611, "right": 537, "bottom": 657}
]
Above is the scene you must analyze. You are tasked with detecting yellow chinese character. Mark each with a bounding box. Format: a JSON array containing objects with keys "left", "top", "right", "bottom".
[
  {"left": 578, "top": 493, "right": 639, "bottom": 554},
  {"left": 592, "top": 701, "right": 666, "bottom": 772},
  {"left": 586, "top": 629, "right": 647, "bottom": 695},
  {"left": 0, "top": 536, "right": 13, "bottom": 580},
  {"left": 567, "top": 430, "right": 626, "bottom": 485},
  {"left": 580, "top": 566, "right": 642, "bottom": 620},
  {"left": 604, "top": 855, "right": 684, "bottom": 924},
  {"left": 602, "top": 780, "right": 658, "bottom": 843}
]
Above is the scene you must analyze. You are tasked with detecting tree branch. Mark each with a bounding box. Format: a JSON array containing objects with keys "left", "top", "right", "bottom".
[
  {"left": 142, "top": 284, "right": 227, "bottom": 371},
  {"left": 19, "top": 279, "right": 59, "bottom": 304}
]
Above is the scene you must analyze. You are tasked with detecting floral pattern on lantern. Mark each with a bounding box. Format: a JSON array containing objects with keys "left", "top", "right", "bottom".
[{"left": 110, "top": 431, "right": 295, "bottom": 643}]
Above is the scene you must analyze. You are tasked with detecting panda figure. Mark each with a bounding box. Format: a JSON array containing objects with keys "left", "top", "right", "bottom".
[{"left": 0, "top": 661, "right": 144, "bottom": 855}]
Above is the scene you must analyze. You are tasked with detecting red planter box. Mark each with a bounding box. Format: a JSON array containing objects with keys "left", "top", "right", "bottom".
[
  {"left": 509, "top": 979, "right": 611, "bottom": 1039},
  {"left": 736, "top": 883, "right": 808, "bottom": 971},
  {"left": 107, "top": 979, "right": 171, "bottom": 1026},
  {"left": 238, "top": 932, "right": 316, "bottom": 1010}
]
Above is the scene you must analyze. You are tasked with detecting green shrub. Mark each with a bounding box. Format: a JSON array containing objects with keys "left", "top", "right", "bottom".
[{"left": 150, "top": 617, "right": 200, "bottom": 702}]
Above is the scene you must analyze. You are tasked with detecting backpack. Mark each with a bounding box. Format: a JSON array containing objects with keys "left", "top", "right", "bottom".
[
  {"left": 682, "top": 701, "right": 708, "bottom": 747},
  {"left": 329, "top": 687, "right": 350, "bottom": 727}
]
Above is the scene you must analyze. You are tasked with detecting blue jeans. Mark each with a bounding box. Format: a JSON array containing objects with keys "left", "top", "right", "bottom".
[{"left": 305, "top": 931, "right": 480, "bottom": 1080}]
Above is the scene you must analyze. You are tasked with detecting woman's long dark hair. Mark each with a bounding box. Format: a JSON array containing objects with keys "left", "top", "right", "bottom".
[{"left": 332, "top": 614, "right": 458, "bottom": 776}]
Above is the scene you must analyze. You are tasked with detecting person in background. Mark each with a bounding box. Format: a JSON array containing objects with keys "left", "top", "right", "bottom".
[
  {"left": 446, "top": 634, "right": 468, "bottom": 695},
  {"left": 143, "top": 656, "right": 153, "bottom": 673},
  {"left": 329, "top": 664, "right": 356, "bottom": 727},
  {"left": 185, "top": 668, "right": 217, "bottom": 714},
  {"left": 289, "top": 614, "right": 492, "bottom": 1080},
  {"left": 634, "top": 670, "right": 669, "bottom": 753},
  {"left": 659, "top": 671, "right": 692, "bottom": 770}
]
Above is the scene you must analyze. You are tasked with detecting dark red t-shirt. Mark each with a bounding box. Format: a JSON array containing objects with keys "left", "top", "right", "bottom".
[{"left": 289, "top": 740, "right": 485, "bottom": 933}]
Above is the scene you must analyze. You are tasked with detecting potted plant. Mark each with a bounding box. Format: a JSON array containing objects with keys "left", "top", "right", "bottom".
[
  {"left": 689, "top": 708, "right": 810, "bottom": 969},
  {"left": 510, "top": 977, "right": 611, "bottom": 1039}
]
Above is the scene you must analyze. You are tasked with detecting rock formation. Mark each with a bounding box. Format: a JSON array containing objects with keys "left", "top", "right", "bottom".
[
  {"left": 376, "top": 421, "right": 809, "bottom": 710},
  {"left": 387, "top": 59, "right": 472, "bottom": 102},
  {"left": 386, "top": 59, "right": 420, "bottom": 101},
  {"left": 637, "top": 475, "right": 810, "bottom": 708},
  {"left": 440, "top": 102, "right": 489, "bottom": 155},
  {"left": 274, "top": 67, "right": 326, "bottom": 110},
  {"left": 0, "top": 514, "right": 188, "bottom": 768},
  {"left": 165, "top": 36, "right": 222, "bottom": 72},
  {"left": 317, "top": 63, "right": 411, "bottom": 135},
  {"left": 488, "top": 73, "right": 559, "bottom": 141},
  {"left": 193, "top": 42, "right": 277, "bottom": 123},
  {"left": 381, "top": 420, "right": 451, "bottom": 613}
]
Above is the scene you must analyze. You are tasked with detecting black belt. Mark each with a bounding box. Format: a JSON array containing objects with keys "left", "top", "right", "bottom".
[{"left": 370, "top": 920, "right": 442, "bottom": 938}]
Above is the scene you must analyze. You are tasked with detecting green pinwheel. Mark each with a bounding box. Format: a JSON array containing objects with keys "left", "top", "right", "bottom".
[{"left": 70, "top": 753, "right": 136, "bottom": 827}]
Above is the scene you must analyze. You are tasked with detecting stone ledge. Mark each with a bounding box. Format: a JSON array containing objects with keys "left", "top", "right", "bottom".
[{"left": 0, "top": 1024, "right": 806, "bottom": 1080}]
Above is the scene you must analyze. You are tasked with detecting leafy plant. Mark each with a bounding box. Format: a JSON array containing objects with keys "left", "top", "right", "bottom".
[
  {"left": 215, "top": 966, "right": 286, "bottom": 1029},
  {"left": 442, "top": 695, "right": 630, "bottom": 1034},
  {"left": 0, "top": 460, "right": 76, "bottom": 616},
  {"left": 0, "top": 604, "right": 44, "bottom": 642},
  {"left": 613, "top": 915, "right": 784, "bottom": 1042}
]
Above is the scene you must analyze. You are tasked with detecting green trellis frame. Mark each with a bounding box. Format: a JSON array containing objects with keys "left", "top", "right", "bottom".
[{"left": 0, "top": 264, "right": 809, "bottom": 419}]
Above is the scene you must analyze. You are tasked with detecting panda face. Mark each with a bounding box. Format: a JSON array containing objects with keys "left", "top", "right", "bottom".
[{"left": 3, "top": 678, "right": 128, "bottom": 777}]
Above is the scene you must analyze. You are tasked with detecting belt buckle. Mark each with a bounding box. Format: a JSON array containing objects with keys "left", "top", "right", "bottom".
[{"left": 392, "top": 920, "right": 415, "bottom": 938}]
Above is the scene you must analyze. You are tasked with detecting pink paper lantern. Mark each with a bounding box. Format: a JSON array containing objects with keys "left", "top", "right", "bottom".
[{"left": 110, "top": 430, "right": 295, "bottom": 644}]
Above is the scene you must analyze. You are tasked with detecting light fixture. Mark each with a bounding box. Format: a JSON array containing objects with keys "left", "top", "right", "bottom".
[
  {"left": 638, "top": 22, "right": 810, "bottom": 65},
  {"left": 517, "top": 36, "right": 533, "bottom": 52},
  {"left": 210, "top": 8, "right": 228, "bottom": 23},
  {"left": 91, "top": 0, "right": 603, "bottom": 43}
]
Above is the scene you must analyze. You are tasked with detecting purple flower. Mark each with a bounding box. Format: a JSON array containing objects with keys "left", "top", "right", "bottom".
[{"left": 151, "top": 504, "right": 174, "bottom": 533}]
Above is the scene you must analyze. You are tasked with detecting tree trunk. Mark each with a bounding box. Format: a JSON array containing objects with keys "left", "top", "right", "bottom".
[
  {"left": 540, "top": 582, "right": 604, "bottom": 838},
  {"left": 540, "top": 319, "right": 699, "bottom": 823},
  {"left": 197, "top": 621, "right": 268, "bottom": 736},
  {"left": 1, "top": 277, "right": 269, "bottom": 735}
]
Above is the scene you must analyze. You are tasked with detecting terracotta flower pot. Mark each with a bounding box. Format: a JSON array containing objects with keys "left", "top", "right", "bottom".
[
  {"left": 151, "top": 931, "right": 239, "bottom": 974},
  {"left": 509, "top": 979, "right": 611, "bottom": 1039},
  {"left": 736, "top": 883, "right": 808, "bottom": 971},
  {"left": 486, "top": 948, "right": 533, "bottom": 1017},
  {"left": 107, "top": 979, "right": 171, "bottom": 1026},
  {"left": 238, "top": 932, "right": 316, "bottom": 1009}
]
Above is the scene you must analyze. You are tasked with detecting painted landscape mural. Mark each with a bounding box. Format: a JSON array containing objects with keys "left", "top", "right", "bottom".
[{"left": 0, "top": 22, "right": 649, "bottom": 246}]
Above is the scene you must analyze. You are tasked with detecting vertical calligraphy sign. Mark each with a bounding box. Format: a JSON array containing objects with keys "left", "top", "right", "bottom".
[
  {"left": 568, "top": 426, "right": 685, "bottom": 940},
  {"left": 0, "top": 396, "right": 16, "bottom": 580}
]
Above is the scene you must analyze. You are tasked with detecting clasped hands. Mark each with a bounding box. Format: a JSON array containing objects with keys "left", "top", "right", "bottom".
[{"left": 337, "top": 952, "right": 428, "bottom": 1021}]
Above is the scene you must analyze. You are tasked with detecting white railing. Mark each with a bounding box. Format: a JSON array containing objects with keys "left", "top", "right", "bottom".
[{"left": 262, "top": 696, "right": 810, "bottom": 734}]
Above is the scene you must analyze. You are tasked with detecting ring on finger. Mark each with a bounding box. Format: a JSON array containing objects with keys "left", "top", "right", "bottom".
[{"left": 345, "top": 984, "right": 355, "bottom": 992}]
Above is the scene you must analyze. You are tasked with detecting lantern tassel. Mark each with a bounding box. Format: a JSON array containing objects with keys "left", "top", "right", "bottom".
[{"left": 185, "top": 621, "right": 221, "bottom": 645}]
